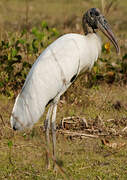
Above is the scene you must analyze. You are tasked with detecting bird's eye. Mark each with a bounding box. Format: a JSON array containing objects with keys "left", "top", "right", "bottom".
[
  {"left": 90, "top": 11, "right": 93, "bottom": 16},
  {"left": 95, "top": 11, "right": 99, "bottom": 16},
  {"left": 104, "top": 19, "right": 107, "bottom": 24}
]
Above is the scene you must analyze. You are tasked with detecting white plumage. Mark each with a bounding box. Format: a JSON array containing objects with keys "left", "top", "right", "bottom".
[
  {"left": 10, "top": 8, "right": 119, "bottom": 169},
  {"left": 10, "top": 33, "right": 101, "bottom": 130}
]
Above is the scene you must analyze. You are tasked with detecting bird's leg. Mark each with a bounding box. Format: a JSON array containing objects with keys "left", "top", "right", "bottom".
[
  {"left": 44, "top": 104, "right": 53, "bottom": 169},
  {"left": 51, "top": 99, "right": 59, "bottom": 170}
]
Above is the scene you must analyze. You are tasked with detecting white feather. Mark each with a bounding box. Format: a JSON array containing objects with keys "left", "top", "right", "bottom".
[{"left": 10, "top": 33, "right": 102, "bottom": 130}]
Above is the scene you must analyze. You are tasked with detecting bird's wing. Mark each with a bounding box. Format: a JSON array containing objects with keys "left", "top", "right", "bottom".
[{"left": 11, "top": 34, "right": 82, "bottom": 129}]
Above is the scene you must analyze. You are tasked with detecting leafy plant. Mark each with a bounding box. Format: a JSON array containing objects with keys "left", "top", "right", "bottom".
[
  {"left": 0, "top": 21, "right": 59, "bottom": 97},
  {"left": 86, "top": 44, "right": 127, "bottom": 87}
]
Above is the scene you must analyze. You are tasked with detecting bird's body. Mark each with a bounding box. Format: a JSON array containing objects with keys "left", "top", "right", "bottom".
[
  {"left": 11, "top": 33, "right": 101, "bottom": 130},
  {"left": 10, "top": 8, "right": 119, "bottom": 169}
]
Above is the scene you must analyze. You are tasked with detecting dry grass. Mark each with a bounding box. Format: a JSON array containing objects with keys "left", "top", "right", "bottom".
[
  {"left": 0, "top": 0, "right": 127, "bottom": 179},
  {"left": 1, "top": 83, "right": 127, "bottom": 179}
]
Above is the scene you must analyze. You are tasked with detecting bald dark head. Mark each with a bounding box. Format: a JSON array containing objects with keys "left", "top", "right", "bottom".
[
  {"left": 83, "top": 8, "right": 101, "bottom": 30},
  {"left": 82, "top": 8, "right": 120, "bottom": 54}
]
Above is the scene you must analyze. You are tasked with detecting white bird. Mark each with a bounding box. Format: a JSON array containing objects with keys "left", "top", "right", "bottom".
[{"left": 10, "top": 8, "right": 119, "bottom": 169}]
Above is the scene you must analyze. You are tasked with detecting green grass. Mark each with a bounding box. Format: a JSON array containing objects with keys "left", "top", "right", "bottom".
[
  {"left": 1, "top": 83, "right": 127, "bottom": 179},
  {"left": 0, "top": 0, "right": 127, "bottom": 179}
]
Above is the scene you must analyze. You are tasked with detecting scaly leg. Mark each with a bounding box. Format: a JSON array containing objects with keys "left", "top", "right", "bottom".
[
  {"left": 51, "top": 99, "right": 59, "bottom": 170},
  {"left": 44, "top": 104, "right": 53, "bottom": 169}
]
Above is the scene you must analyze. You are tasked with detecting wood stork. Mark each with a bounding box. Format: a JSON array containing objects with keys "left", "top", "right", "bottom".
[{"left": 10, "top": 8, "right": 119, "bottom": 168}]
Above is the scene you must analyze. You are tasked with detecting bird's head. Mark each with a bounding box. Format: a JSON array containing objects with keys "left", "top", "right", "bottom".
[{"left": 82, "top": 8, "right": 120, "bottom": 54}]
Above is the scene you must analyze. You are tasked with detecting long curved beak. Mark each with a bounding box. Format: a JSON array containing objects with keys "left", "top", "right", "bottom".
[{"left": 97, "top": 16, "right": 120, "bottom": 54}]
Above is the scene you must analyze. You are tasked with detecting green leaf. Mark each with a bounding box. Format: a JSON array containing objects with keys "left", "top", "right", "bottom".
[
  {"left": 19, "top": 39, "right": 26, "bottom": 45},
  {"left": 122, "top": 54, "right": 127, "bottom": 60},
  {"left": 0, "top": 82, "right": 4, "bottom": 87},
  {"left": 23, "top": 61, "right": 31, "bottom": 68},
  {"left": 1, "top": 41, "right": 9, "bottom": 49},
  {"left": 32, "top": 39, "right": 38, "bottom": 53},
  {"left": 21, "top": 29, "right": 27, "bottom": 37},
  {"left": 32, "top": 27, "right": 38, "bottom": 36},
  {"left": 11, "top": 48, "right": 18, "bottom": 57},
  {"left": 41, "top": 21, "right": 48, "bottom": 29},
  {"left": 50, "top": 28, "right": 59, "bottom": 36},
  {"left": 8, "top": 140, "right": 13, "bottom": 148}
]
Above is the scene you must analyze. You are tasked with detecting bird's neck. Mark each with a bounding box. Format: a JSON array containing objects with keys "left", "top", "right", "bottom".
[
  {"left": 82, "top": 18, "right": 101, "bottom": 52},
  {"left": 86, "top": 33, "right": 102, "bottom": 56}
]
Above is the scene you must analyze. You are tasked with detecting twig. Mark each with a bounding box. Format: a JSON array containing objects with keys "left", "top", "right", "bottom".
[
  {"left": 0, "top": 114, "right": 5, "bottom": 126},
  {"left": 107, "top": 119, "right": 114, "bottom": 122},
  {"left": 61, "top": 116, "right": 88, "bottom": 128},
  {"left": 96, "top": 176, "right": 102, "bottom": 180},
  {"left": 122, "top": 126, "right": 127, "bottom": 132},
  {"left": 82, "top": 117, "right": 88, "bottom": 128},
  {"left": 58, "top": 130, "right": 99, "bottom": 138},
  {"left": 85, "top": 129, "right": 99, "bottom": 132}
]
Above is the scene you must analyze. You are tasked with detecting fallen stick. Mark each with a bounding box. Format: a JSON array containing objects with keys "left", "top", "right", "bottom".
[
  {"left": 122, "top": 126, "right": 127, "bottom": 132},
  {"left": 58, "top": 130, "right": 99, "bottom": 138},
  {"left": 61, "top": 116, "right": 88, "bottom": 128}
]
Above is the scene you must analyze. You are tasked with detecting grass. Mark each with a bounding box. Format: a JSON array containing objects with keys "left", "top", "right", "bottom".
[
  {"left": 0, "top": 0, "right": 127, "bottom": 179},
  {"left": 1, "top": 83, "right": 127, "bottom": 179}
]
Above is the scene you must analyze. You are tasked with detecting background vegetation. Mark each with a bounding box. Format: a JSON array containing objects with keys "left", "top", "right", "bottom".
[{"left": 0, "top": 0, "right": 127, "bottom": 179}]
